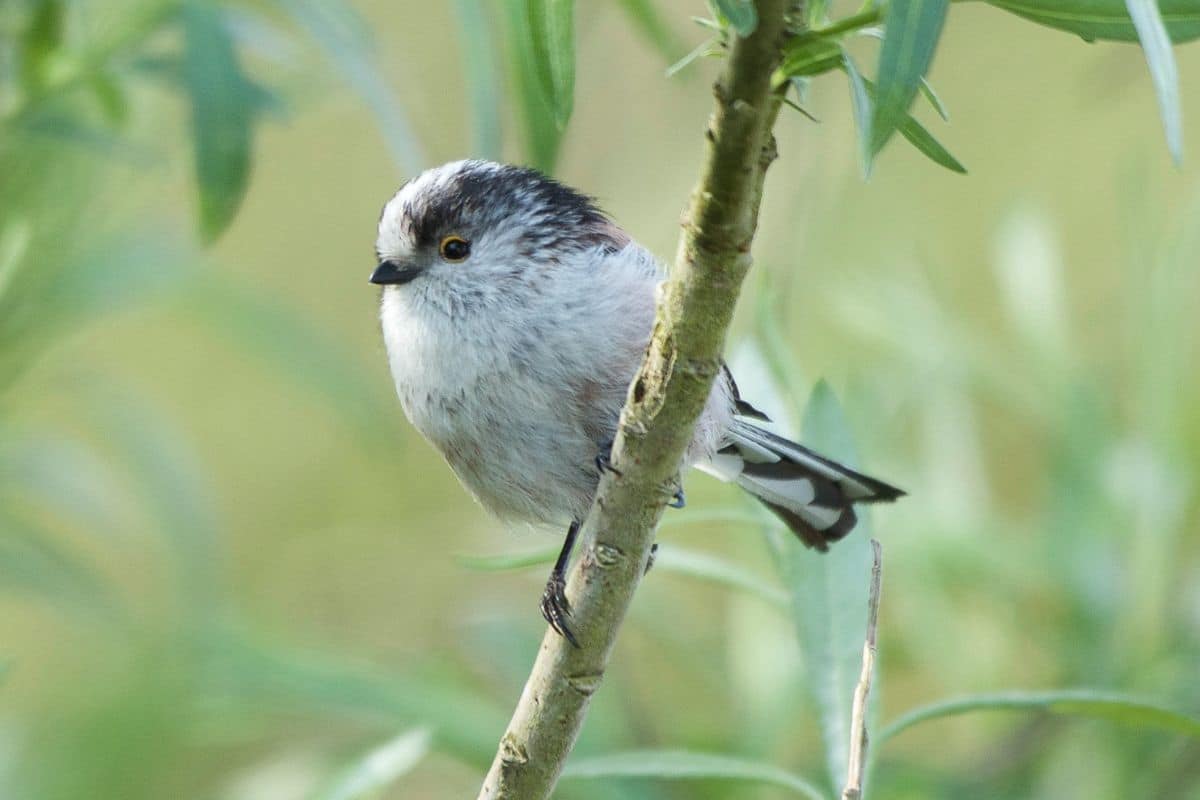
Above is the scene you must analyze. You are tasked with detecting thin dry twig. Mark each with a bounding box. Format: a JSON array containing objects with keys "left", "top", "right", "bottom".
[{"left": 842, "top": 539, "right": 883, "bottom": 800}]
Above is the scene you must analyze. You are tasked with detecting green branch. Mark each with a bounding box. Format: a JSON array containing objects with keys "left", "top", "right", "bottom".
[{"left": 474, "top": 2, "right": 793, "bottom": 798}]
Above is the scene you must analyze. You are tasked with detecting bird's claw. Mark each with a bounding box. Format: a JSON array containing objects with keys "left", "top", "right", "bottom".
[
  {"left": 595, "top": 440, "right": 622, "bottom": 477},
  {"left": 668, "top": 487, "right": 686, "bottom": 509},
  {"left": 540, "top": 571, "right": 579, "bottom": 647}
]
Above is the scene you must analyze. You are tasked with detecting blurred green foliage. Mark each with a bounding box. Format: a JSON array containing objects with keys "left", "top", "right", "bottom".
[{"left": 1, "top": 0, "right": 1199, "bottom": 798}]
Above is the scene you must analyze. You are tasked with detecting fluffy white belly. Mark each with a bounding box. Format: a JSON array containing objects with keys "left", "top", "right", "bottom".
[{"left": 380, "top": 291, "right": 602, "bottom": 524}]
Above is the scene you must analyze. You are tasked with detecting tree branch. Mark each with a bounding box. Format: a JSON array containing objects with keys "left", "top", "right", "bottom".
[
  {"left": 476, "top": 4, "right": 792, "bottom": 797},
  {"left": 841, "top": 539, "right": 883, "bottom": 800}
]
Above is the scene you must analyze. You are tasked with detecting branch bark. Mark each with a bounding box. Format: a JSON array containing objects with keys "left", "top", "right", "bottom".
[
  {"left": 476, "top": 4, "right": 793, "bottom": 797},
  {"left": 841, "top": 539, "right": 883, "bottom": 800}
]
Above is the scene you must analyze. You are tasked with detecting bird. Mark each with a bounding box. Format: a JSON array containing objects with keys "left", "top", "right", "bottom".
[{"left": 371, "top": 159, "right": 903, "bottom": 644}]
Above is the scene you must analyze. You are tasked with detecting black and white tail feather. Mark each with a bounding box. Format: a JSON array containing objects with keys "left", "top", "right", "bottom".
[{"left": 700, "top": 416, "right": 904, "bottom": 551}]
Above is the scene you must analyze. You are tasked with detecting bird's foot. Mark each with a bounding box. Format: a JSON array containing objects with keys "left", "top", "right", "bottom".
[
  {"left": 595, "top": 440, "right": 622, "bottom": 477},
  {"left": 540, "top": 570, "right": 578, "bottom": 647},
  {"left": 667, "top": 487, "right": 686, "bottom": 509},
  {"left": 645, "top": 542, "right": 658, "bottom": 575}
]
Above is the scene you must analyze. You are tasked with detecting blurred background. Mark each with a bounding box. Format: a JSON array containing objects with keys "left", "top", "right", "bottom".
[{"left": 2, "top": 0, "right": 1199, "bottom": 797}]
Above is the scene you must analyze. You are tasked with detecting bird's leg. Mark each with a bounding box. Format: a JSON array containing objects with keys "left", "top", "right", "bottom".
[
  {"left": 540, "top": 519, "right": 581, "bottom": 647},
  {"left": 594, "top": 438, "right": 622, "bottom": 477}
]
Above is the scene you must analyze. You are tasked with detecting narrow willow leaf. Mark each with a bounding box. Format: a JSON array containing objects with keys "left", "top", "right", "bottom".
[
  {"left": 841, "top": 52, "right": 874, "bottom": 178},
  {"left": 808, "top": 0, "right": 832, "bottom": 27},
  {"left": 21, "top": 0, "right": 64, "bottom": 92},
  {"left": 0, "top": 233, "right": 191, "bottom": 392},
  {"left": 272, "top": 0, "right": 424, "bottom": 175},
  {"left": 206, "top": 627, "right": 506, "bottom": 765},
  {"left": 984, "top": 0, "right": 1200, "bottom": 42},
  {"left": 617, "top": 0, "right": 684, "bottom": 61},
  {"left": 454, "top": 0, "right": 503, "bottom": 159},
  {"left": 0, "top": 218, "right": 32, "bottom": 304},
  {"left": 563, "top": 750, "right": 826, "bottom": 800},
  {"left": 871, "top": 0, "right": 949, "bottom": 154},
  {"left": 658, "top": 506, "right": 770, "bottom": 529},
  {"left": 526, "top": 0, "right": 575, "bottom": 130},
  {"left": 317, "top": 728, "right": 432, "bottom": 800},
  {"left": 185, "top": 276, "right": 400, "bottom": 451},
  {"left": 666, "top": 38, "right": 718, "bottom": 78},
  {"left": 0, "top": 507, "right": 119, "bottom": 618},
  {"left": 919, "top": 76, "right": 949, "bottom": 120},
  {"left": 713, "top": 0, "right": 759, "bottom": 36},
  {"left": 778, "top": 35, "right": 844, "bottom": 79},
  {"left": 181, "top": 2, "right": 257, "bottom": 243},
  {"left": 456, "top": 546, "right": 558, "bottom": 571},
  {"left": 863, "top": 78, "right": 966, "bottom": 173},
  {"left": 88, "top": 71, "right": 129, "bottom": 125},
  {"left": 1, "top": 430, "right": 132, "bottom": 542},
  {"left": 502, "top": 0, "right": 564, "bottom": 171},
  {"left": 654, "top": 544, "right": 790, "bottom": 609},
  {"left": 895, "top": 107, "right": 966, "bottom": 172},
  {"left": 880, "top": 690, "right": 1200, "bottom": 743},
  {"left": 85, "top": 388, "right": 223, "bottom": 618},
  {"left": 782, "top": 382, "right": 879, "bottom": 792},
  {"left": 1126, "top": 0, "right": 1184, "bottom": 163}
]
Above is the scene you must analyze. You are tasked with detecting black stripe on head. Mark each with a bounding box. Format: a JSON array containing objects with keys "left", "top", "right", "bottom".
[{"left": 406, "top": 162, "right": 616, "bottom": 256}]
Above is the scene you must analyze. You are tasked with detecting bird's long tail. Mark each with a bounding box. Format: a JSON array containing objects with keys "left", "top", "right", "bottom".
[{"left": 699, "top": 418, "right": 904, "bottom": 551}]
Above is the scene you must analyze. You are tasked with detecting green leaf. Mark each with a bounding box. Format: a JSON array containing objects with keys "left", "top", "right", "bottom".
[
  {"left": 711, "top": 0, "right": 760, "bottom": 36},
  {"left": 808, "top": 0, "right": 833, "bottom": 28},
  {"left": 871, "top": 0, "right": 949, "bottom": 155},
  {"left": 562, "top": 750, "right": 827, "bottom": 799},
  {"left": 666, "top": 38, "right": 720, "bottom": 78},
  {"left": 454, "top": 0, "right": 504, "bottom": 159},
  {"left": 501, "top": 0, "right": 565, "bottom": 171},
  {"left": 893, "top": 106, "right": 966, "bottom": 172},
  {"left": 654, "top": 544, "right": 790, "bottom": 609},
  {"left": 184, "top": 276, "right": 401, "bottom": 452},
  {"left": 21, "top": 0, "right": 65, "bottom": 93},
  {"left": 88, "top": 71, "right": 129, "bottom": 125},
  {"left": 778, "top": 35, "right": 845, "bottom": 78},
  {"left": 616, "top": 0, "right": 685, "bottom": 61},
  {"left": 181, "top": 2, "right": 258, "bottom": 243},
  {"left": 862, "top": 78, "right": 966, "bottom": 173},
  {"left": 919, "top": 76, "right": 949, "bottom": 120},
  {"left": 316, "top": 728, "right": 432, "bottom": 800},
  {"left": 880, "top": 690, "right": 1200, "bottom": 743},
  {"left": 1126, "top": 0, "right": 1184, "bottom": 163},
  {"left": 659, "top": 506, "right": 769, "bottom": 529},
  {"left": 0, "top": 218, "right": 32, "bottom": 306},
  {"left": 526, "top": 0, "right": 576, "bottom": 130},
  {"left": 454, "top": 537, "right": 788, "bottom": 606},
  {"left": 1, "top": 429, "right": 133, "bottom": 543},
  {"left": 780, "top": 382, "right": 880, "bottom": 792},
  {"left": 271, "top": 0, "right": 425, "bottom": 175},
  {"left": 204, "top": 625, "right": 506, "bottom": 765},
  {"left": 84, "top": 387, "right": 224, "bottom": 618},
  {"left": 841, "top": 51, "right": 874, "bottom": 178},
  {"left": 0, "top": 506, "right": 120, "bottom": 618},
  {"left": 984, "top": 0, "right": 1200, "bottom": 41},
  {"left": 456, "top": 546, "right": 558, "bottom": 571}
]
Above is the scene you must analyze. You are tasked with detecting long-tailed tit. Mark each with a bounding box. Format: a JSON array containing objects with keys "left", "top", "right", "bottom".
[{"left": 371, "top": 160, "right": 903, "bottom": 644}]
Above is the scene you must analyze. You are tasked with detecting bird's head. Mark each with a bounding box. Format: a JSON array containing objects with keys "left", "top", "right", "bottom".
[{"left": 371, "top": 160, "right": 626, "bottom": 293}]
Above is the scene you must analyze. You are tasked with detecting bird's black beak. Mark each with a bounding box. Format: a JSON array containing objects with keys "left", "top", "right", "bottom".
[{"left": 370, "top": 260, "right": 424, "bottom": 285}]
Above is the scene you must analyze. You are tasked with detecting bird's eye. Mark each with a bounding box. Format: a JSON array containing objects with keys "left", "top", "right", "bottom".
[{"left": 439, "top": 235, "right": 471, "bottom": 262}]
